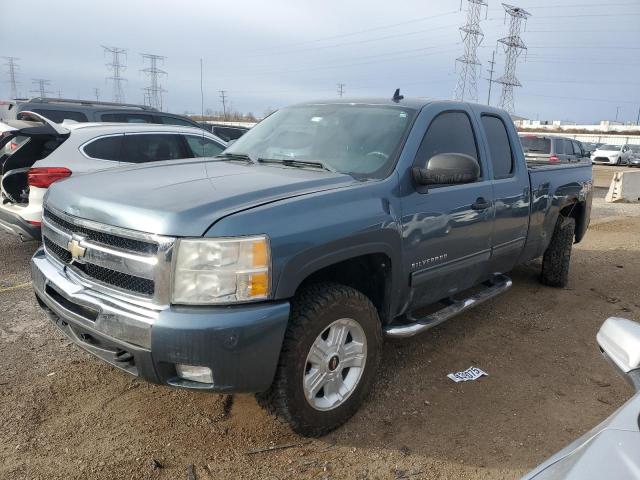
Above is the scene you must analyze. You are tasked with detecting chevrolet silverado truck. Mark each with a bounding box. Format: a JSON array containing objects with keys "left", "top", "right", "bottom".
[{"left": 31, "top": 96, "right": 593, "bottom": 436}]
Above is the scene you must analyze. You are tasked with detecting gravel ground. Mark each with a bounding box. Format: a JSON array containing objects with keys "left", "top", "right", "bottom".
[{"left": 1, "top": 173, "right": 639, "bottom": 480}]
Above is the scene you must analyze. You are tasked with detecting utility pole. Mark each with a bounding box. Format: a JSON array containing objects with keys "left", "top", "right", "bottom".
[
  {"left": 93, "top": 88, "right": 100, "bottom": 101},
  {"left": 454, "top": 0, "right": 487, "bottom": 102},
  {"left": 102, "top": 45, "right": 127, "bottom": 103},
  {"left": 219, "top": 90, "right": 228, "bottom": 119},
  {"left": 486, "top": 50, "right": 496, "bottom": 105},
  {"left": 496, "top": 3, "right": 531, "bottom": 113},
  {"left": 636, "top": 106, "right": 640, "bottom": 126},
  {"left": 31, "top": 78, "right": 53, "bottom": 98},
  {"left": 2, "top": 56, "right": 19, "bottom": 99},
  {"left": 337, "top": 83, "right": 346, "bottom": 97},
  {"left": 141, "top": 53, "right": 167, "bottom": 111},
  {"left": 615, "top": 106, "right": 621, "bottom": 123}
]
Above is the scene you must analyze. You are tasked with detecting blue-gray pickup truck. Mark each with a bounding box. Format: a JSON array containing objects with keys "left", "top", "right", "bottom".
[{"left": 31, "top": 96, "right": 593, "bottom": 436}]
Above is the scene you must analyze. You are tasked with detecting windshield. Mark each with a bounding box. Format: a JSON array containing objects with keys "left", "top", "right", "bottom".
[
  {"left": 225, "top": 104, "right": 416, "bottom": 178},
  {"left": 599, "top": 144, "right": 619, "bottom": 150},
  {"left": 519, "top": 136, "right": 551, "bottom": 154}
]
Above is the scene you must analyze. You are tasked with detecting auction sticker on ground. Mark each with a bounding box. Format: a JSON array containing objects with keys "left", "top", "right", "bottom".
[{"left": 447, "top": 366, "right": 488, "bottom": 383}]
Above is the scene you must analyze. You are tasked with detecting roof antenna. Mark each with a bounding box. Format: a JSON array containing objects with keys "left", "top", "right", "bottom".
[{"left": 392, "top": 88, "right": 404, "bottom": 102}]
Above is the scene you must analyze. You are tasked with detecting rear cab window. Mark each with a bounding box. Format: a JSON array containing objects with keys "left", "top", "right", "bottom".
[
  {"left": 520, "top": 136, "right": 550, "bottom": 154},
  {"left": 481, "top": 115, "right": 514, "bottom": 178}
]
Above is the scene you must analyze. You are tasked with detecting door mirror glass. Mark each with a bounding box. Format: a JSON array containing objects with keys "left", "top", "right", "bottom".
[
  {"left": 597, "top": 316, "right": 640, "bottom": 390},
  {"left": 412, "top": 153, "right": 480, "bottom": 186}
]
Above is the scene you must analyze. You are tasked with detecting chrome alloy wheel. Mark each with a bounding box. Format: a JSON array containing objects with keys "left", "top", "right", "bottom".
[{"left": 303, "top": 317, "right": 367, "bottom": 411}]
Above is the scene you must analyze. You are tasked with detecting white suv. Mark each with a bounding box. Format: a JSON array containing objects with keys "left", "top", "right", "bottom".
[
  {"left": 590, "top": 143, "right": 633, "bottom": 165},
  {"left": 0, "top": 112, "right": 226, "bottom": 241}
]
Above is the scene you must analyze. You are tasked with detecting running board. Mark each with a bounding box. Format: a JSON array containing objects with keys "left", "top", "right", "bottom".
[{"left": 384, "top": 274, "right": 513, "bottom": 338}]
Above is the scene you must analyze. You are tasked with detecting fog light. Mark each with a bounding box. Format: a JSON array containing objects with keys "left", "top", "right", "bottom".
[{"left": 175, "top": 364, "right": 213, "bottom": 384}]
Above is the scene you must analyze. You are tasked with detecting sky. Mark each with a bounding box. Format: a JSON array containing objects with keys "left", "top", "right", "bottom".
[{"left": 3, "top": 0, "right": 640, "bottom": 123}]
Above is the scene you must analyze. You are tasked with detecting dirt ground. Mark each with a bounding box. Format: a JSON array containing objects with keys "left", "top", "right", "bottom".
[{"left": 1, "top": 166, "right": 639, "bottom": 480}]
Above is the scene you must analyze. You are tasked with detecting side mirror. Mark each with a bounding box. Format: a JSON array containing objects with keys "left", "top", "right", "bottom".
[
  {"left": 597, "top": 317, "right": 640, "bottom": 390},
  {"left": 412, "top": 153, "right": 480, "bottom": 186}
]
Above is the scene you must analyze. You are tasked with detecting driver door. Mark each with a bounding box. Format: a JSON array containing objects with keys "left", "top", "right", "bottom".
[{"left": 401, "top": 109, "right": 494, "bottom": 309}]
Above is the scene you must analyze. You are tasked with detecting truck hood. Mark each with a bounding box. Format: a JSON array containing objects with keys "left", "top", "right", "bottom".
[{"left": 45, "top": 158, "right": 355, "bottom": 237}]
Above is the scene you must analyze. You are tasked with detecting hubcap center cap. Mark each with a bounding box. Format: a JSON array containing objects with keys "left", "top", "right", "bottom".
[{"left": 328, "top": 355, "right": 340, "bottom": 371}]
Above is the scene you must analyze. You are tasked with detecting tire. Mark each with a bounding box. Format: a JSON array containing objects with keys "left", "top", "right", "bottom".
[
  {"left": 540, "top": 216, "right": 576, "bottom": 288},
  {"left": 616, "top": 157, "right": 621, "bottom": 165},
  {"left": 256, "top": 282, "right": 382, "bottom": 437}
]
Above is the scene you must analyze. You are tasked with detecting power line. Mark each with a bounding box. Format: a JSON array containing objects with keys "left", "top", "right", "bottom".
[
  {"left": 30, "top": 78, "right": 53, "bottom": 98},
  {"left": 2, "top": 57, "right": 19, "bottom": 99},
  {"left": 102, "top": 45, "right": 127, "bottom": 103},
  {"left": 141, "top": 53, "right": 167, "bottom": 111},
  {"left": 219, "top": 90, "right": 228, "bottom": 119},
  {"left": 496, "top": 3, "right": 531, "bottom": 113},
  {"left": 337, "top": 83, "right": 345, "bottom": 97},
  {"left": 454, "top": 0, "right": 487, "bottom": 102}
]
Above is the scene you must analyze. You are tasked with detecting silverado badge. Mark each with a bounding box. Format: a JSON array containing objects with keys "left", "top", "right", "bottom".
[{"left": 67, "top": 238, "right": 86, "bottom": 261}]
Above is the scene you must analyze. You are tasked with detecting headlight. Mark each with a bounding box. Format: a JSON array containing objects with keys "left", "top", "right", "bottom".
[{"left": 172, "top": 235, "right": 270, "bottom": 305}]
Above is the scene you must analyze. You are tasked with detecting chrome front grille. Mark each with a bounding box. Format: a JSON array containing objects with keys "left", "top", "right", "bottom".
[{"left": 41, "top": 206, "right": 175, "bottom": 307}]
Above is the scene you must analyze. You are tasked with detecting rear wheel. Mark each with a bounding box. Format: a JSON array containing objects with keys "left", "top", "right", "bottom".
[
  {"left": 540, "top": 216, "right": 576, "bottom": 288},
  {"left": 256, "top": 283, "right": 382, "bottom": 437}
]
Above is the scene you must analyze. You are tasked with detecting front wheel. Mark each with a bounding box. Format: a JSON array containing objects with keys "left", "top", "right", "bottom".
[
  {"left": 257, "top": 283, "right": 382, "bottom": 437},
  {"left": 616, "top": 157, "right": 621, "bottom": 165}
]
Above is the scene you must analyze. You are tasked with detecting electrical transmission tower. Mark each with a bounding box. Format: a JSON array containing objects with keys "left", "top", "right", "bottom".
[
  {"left": 219, "top": 90, "right": 228, "bottom": 119},
  {"left": 495, "top": 3, "right": 531, "bottom": 113},
  {"left": 93, "top": 88, "right": 100, "bottom": 101},
  {"left": 102, "top": 45, "right": 127, "bottom": 103},
  {"left": 141, "top": 53, "right": 167, "bottom": 111},
  {"left": 454, "top": 0, "right": 487, "bottom": 102},
  {"left": 31, "top": 78, "right": 53, "bottom": 98},
  {"left": 3, "top": 57, "right": 19, "bottom": 99},
  {"left": 337, "top": 83, "right": 345, "bottom": 97}
]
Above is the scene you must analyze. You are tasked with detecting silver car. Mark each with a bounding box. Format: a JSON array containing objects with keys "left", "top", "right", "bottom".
[{"left": 523, "top": 316, "right": 640, "bottom": 479}]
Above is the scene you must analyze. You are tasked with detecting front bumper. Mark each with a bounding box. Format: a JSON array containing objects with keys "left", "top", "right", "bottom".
[
  {"left": 31, "top": 248, "right": 290, "bottom": 392},
  {"left": 0, "top": 205, "right": 40, "bottom": 241}
]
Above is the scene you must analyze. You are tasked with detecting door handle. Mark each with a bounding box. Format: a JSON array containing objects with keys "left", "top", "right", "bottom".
[{"left": 472, "top": 197, "right": 491, "bottom": 210}]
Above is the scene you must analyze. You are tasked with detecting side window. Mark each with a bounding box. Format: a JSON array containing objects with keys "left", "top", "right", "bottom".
[
  {"left": 184, "top": 135, "right": 225, "bottom": 157},
  {"left": 32, "top": 109, "right": 88, "bottom": 123},
  {"left": 572, "top": 141, "right": 582, "bottom": 156},
  {"left": 157, "top": 115, "right": 197, "bottom": 127},
  {"left": 121, "top": 134, "right": 188, "bottom": 163},
  {"left": 414, "top": 111, "right": 479, "bottom": 171},
  {"left": 101, "top": 113, "right": 154, "bottom": 123},
  {"left": 83, "top": 135, "right": 123, "bottom": 161},
  {"left": 481, "top": 115, "right": 514, "bottom": 179},
  {"left": 560, "top": 139, "right": 571, "bottom": 155}
]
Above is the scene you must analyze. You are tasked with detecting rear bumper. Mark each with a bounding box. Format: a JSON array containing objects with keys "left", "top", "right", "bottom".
[
  {"left": 31, "top": 248, "right": 290, "bottom": 393},
  {"left": 0, "top": 205, "right": 40, "bottom": 241}
]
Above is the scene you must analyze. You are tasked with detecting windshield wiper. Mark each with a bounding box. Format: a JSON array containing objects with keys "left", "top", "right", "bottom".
[
  {"left": 257, "top": 158, "right": 336, "bottom": 172},
  {"left": 215, "top": 152, "right": 256, "bottom": 163}
]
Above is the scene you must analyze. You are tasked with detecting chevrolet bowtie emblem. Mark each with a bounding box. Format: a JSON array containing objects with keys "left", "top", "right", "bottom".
[{"left": 67, "top": 239, "right": 86, "bottom": 261}]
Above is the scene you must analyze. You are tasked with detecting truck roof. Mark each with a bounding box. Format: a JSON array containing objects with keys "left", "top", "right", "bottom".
[{"left": 296, "top": 96, "right": 432, "bottom": 110}]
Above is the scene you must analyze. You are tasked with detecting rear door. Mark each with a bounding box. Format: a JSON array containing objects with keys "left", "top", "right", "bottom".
[
  {"left": 401, "top": 108, "right": 494, "bottom": 309},
  {"left": 478, "top": 112, "right": 530, "bottom": 274}
]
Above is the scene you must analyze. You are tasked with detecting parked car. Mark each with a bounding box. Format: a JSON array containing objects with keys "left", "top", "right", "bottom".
[
  {"left": 0, "top": 112, "right": 226, "bottom": 241},
  {"left": 523, "top": 316, "right": 640, "bottom": 479},
  {"left": 31, "top": 96, "right": 593, "bottom": 436},
  {"left": 591, "top": 144, "right": 633, "bottom": 165},
  {"left": 519, "top": 134, "right": 588, "bottom": 163},
  {"left": 16, "top": 97, "right": 202, "bottom": 128},
  {"left": 628, "top": 144, "right": 640, "bottom": 167},
  {"left": 198, "top": 122, "right": 250, "bottom": 142}
]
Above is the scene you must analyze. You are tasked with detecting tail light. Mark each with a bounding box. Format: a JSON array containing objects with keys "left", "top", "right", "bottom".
[
  {"left": 549, "top": 155, "right": 559, "bottom": 163},
  {"left": 27, "top": 167, "right": 72, "bottom": 188}
]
